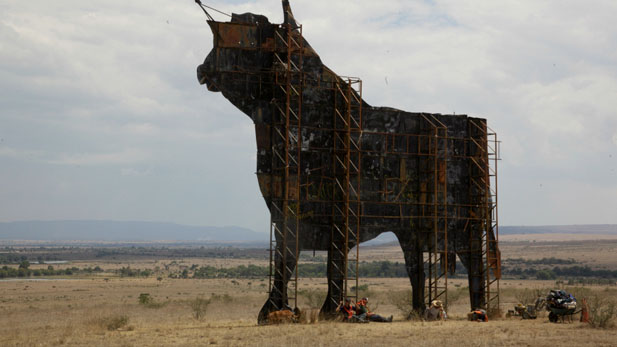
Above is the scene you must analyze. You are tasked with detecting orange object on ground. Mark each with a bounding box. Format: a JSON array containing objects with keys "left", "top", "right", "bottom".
[{"left": 580, "top": 298, "right": 590, "bottom": 323}]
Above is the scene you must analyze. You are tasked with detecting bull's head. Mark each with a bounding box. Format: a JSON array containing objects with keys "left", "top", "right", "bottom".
[
  {"left": 196, "top": 1, "right": 322, "bottom": 121},
  {"left": 197, "top": 12, "right": 274, "bottom": 93}
]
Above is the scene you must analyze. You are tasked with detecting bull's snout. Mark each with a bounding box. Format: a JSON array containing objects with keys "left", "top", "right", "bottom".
[{"left": 196, "top": 54, "right": 219, "bottom": 92}]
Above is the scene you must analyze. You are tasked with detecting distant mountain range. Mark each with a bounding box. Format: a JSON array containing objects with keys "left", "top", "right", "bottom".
[
  {"left": 0, "top": 221, "right": 615, "bottom": 243},
  {"left": 0, "top": 220, "right": 267, "bottom": 242},
  {"left": 500, "top": 224, "right": 617, "bottom": 235}
]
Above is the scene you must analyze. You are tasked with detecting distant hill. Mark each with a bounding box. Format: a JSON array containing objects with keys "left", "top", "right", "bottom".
[
  {"left": 349, "top": 225, "right": 617, "bottom": 246},
  {"left": 500, "top": 224, "right": 617, "bottom": 235},
  {"left": 0, "top": 220, "right": 267, "bottom": 242},
  {"left": 1, "top": 221, "right": 615, "bottom": 243}
]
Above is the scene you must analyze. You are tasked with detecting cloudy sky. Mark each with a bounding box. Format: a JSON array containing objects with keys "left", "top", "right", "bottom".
[{"left": 1, "top": 0, "right": 616, "bottom": 234}]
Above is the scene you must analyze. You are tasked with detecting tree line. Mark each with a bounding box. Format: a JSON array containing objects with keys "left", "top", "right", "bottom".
[
  {"left": 3, "top": 259, "right": 617, "bottom": 281},
  {"left": 0, "top": 261, "right": 104, "bottom": 278},
  {"left": 190, "top": 261, "right": 409, "bottom": 279}
]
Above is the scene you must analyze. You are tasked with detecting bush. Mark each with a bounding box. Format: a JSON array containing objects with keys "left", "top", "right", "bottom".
[
  {"left": 588, "top": 295, "right": 616, "bottom": 329},
  {"left": 514, "top": 288, "right": 546, "bottom": 306},
  {"left": 190, "top": 296, "right": 212, "bottom": 321},
  {"left": 390, "top": 289, "right": 414, "bottom": 319},
  {"left": 138, "top": 293, "right": 166, "bottom": 308},
  {"left": 211, "top": 293, "right": 233, "bottom": 303},
  {"left": 139, "top": 293, "right": 153, "bottom": 305},
  {"left": 446, "top": 286, "right": 468, "bottom": 307},
  {"left": 299, "top": 289, "right": 325, "bottom": 308},
  {"left": 103, "top": 315, "right": 129, "bottom": 331},
  {"left": 351, "top": 284, "right": 369, "bottom": 292},
  {"left": 536, "top": 270, "right": 556, "bottom": 280},
  {"left": 19, "top": 260, "right": 30, "bottom": 269}
]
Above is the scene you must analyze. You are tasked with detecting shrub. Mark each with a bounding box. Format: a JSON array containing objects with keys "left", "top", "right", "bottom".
[
  {"left": 299, "top": 289, "right": 325, "bottom": 308},
  {"left": 138, "top": 293, "right": 166, "bottom": 308},
  {"left": 390, "top": 289, "right": 414, "bottom": 319},
  {"left": 211, "top": 293, "right": 233, "bottom": 303},
  {"left": 446, "top": 286, "right": 468, "bottom": 307},
  {"left": 587, "top": 295, "right": 616, "bottom": 329},
  {"left": 514, "top": 288, "right": 546, "bottom": 306},
  {"left": 351, "top": 284, "right": 369, "bottom": 292},
  {"left": 190, "top": 296, "right": 212, "bottom": 321},
  {"left": 19, "top": 260, "right": 30, "bottom": 269},
  {"left": 565, "top": 286, "right": 593, "bottom": 303},
  {"left": 139, "top": 293, "right": 153, "bottom": 305},
  {"left": 104, "top": 315, "right": 129, "bottom": 331},
  {"left": 536, "top": 270, "right": 556, "bottom": 280}
]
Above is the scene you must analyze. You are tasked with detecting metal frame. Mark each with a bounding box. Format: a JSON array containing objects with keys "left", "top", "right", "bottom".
[
  {"left": 329, "top": 77, "right": 363, "bottom": 306},
  {"left": 468, "top": 119, "right": 501, "bottom": 315},
  {"left": 202, "top": 17, "right": 500, "bottom": 316},
  {"left": 421, "top": 114, "right": 449, "bottom": 308},
  {"left": 268, "top": 23, "right": 304, "bottom": 310}
]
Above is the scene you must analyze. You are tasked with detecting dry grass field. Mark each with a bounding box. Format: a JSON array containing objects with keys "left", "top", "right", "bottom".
[
  {"left": 1, "top": 235, "right": 616, "bottom": 346},
  {"left": 361, "top": 236, "right": 617, "bottom": 270},
  {"left": 1, "top": 275, "right": 616, "bottom": 346}
]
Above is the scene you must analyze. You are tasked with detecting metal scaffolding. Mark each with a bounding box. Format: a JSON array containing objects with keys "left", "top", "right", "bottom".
[
  {"left": 468, "top": 119, "right": 501, "bottom": 315},
  {"left": 267, "top": 24, "right": 364, "bottom": 310},
  {"left": 329, "top": 77, "right": 363, "bottom": 306},
  {"left": 197, "top": 11, "right": 501, "bottom": 316},
  {"left": 268, "top": 23, "right": 305, "bottom": 310},
  {"left": 421, "top": 114, "right": 449, "bottom": 308}
]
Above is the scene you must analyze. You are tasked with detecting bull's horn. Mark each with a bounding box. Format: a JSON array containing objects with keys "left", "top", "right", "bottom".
[{"left": 282, "top": 0, "right": 300, "bottom": 29}]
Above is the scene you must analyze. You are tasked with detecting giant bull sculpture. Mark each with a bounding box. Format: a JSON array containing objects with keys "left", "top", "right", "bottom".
[{"left": 196, "top": 1, "right": 500, "bottom": 323}]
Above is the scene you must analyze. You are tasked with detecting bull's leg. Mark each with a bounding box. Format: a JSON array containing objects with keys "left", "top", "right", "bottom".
[
  {"left": 403, "top": 245, "right": 426, "bottom": 316},
  {"left": 396, "top": 232, "right": 426, "bottom": 317},
  {"left": 457, "top": 251, "right": 485, "bottom": 311},
  {"left": 320, "top": 245, "right": 346, "bottom": 319},
  {"left": 257, "top": 242, "right": 297, "bottom": 324}
]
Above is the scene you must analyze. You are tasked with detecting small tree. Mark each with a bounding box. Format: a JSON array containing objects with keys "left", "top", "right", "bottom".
[
  {"left": 190, "top": 296, "right": 212, "bottom": 321},
  {"left": 299, "top": 289, "right": 325, "bottom": 309},
  {"left": 18, "top": 260, "right": 30, "bottom": 269},
  {"left": 139, "top": 293, "right": 153, "bottom": 305},
  {"left": 588, "top": 295, "right": 616, "bottom": 329}
]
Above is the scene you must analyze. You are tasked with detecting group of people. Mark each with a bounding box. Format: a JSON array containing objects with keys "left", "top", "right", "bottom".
[
  {"left": 336, "top": 297, "right": 393, "bottom": 323},
  {"left": 336, "top": 297, "right": 491, "bottom": 323}
]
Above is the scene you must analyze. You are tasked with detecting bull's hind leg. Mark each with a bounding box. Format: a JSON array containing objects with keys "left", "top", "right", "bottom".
[
  {"left": 257, "top": 243, "right": 297, "bottom": 324},
  {"left": 396, "top": 232, "right": 426, "bottom": 316},
  {"left": 457, "top": 251, "right": 485, "bottom": 310}
]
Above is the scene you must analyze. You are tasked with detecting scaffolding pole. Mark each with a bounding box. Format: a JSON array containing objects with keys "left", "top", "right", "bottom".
[
  {"left": 329, "top": 77, "right": 363, "bottom": 307},
  {"left": 468, "top": 119, "right": 501, "bottom": 316},
  {"left": 421, "top": 114, "right": 449, "bottom": 309},
  {"left": 268, "top": 23, "right": 304, "bottom": 311}
]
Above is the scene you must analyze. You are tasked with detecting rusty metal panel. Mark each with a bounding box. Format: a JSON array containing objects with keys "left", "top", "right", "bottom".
[
  {"left": 255, "top": 124, "right": 270, "bottom": 149},
  {"left": 211, "top": 22, "right": 259, "bottom": 49},
  {"left": 257, "top": 175, "right": 300, "bottom": 200}
]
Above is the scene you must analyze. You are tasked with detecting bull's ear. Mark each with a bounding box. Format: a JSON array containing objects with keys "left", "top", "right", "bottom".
[{"left": 282, "top": 0, "right": 300, "bottom": 29}]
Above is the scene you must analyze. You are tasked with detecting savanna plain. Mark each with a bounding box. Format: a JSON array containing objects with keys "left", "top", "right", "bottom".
[{"left": 1, "top": 237, "right": 617, "bottom": 346}]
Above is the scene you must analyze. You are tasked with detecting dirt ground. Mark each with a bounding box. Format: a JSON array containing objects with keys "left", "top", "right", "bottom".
[{"left": 1, "top": 276, "right": 616, "bottom": 346}]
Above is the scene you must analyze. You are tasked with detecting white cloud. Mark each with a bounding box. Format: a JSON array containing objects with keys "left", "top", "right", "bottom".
[
  {"left": 121, "top": 167, "right": 152, "bottom": 177},
  {"left": 1, "top": 0, "right": 617, "bottom": 228},
  {"left": 0, "top": 146, "right": 45, "bottom": 159},
  {"left": 47, "top": 149, "right": 150, "bottom": 166}
]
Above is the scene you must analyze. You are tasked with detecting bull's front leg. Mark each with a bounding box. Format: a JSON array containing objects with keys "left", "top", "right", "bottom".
[
  {"left": 257, "top": 238, "right": 297, "bottom": 324},
  {"left": 396, "top": 231, "right": 426, "bottom": 317},
  {"left": 320, "top": 240, "right": 347, "bottom": 319}
]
